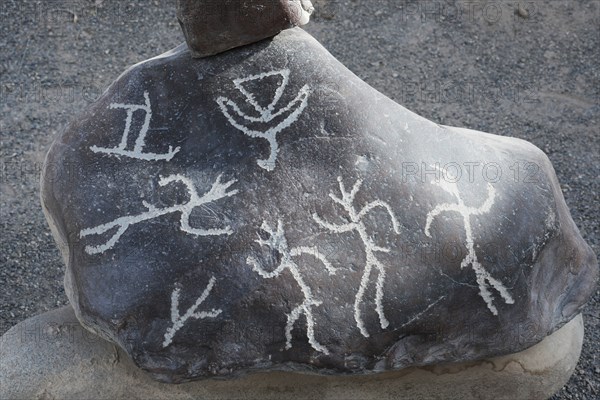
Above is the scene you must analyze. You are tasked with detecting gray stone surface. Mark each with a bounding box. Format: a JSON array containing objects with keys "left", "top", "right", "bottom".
[
  {"left": 39, "top": 28, "right": 597, "bottom": 382},
  {"left": 0, "top": 306, "right": 584, "bottom": 400},
  {"left": 177, "top": 0, "right": 314, "bottom": 57}
]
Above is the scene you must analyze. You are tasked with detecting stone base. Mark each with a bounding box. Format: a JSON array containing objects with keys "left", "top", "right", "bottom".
[{"left": 1, "top": 306, "right": 583, "bottom": 400}]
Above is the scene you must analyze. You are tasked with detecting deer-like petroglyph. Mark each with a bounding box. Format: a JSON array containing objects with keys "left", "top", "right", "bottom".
[
  {"left": 313, "top": 177, "right": 401, "bottom": 338},
  {"left": 424, "top": 165, "right": 514, "bottom": 315},
  {"left": 90, "top": 91, "right": 180, "bottom": 161},
  {"left": 216, "top": 69, "right": 310, "bottom": 171},
  {"left": 163, "top": 276, "right": 222, "bottom": 348},
  {"left": 80, "top": 174, "right": 238, "bottom": 255},
  {"left": 247, "top": 220, "right": 336, "bottom": 354}
]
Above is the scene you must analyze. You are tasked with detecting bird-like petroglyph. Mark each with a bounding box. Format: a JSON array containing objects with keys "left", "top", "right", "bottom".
[
  {"left": 216, "top": 69, "right": 310, "bottom": 171},
  {"left": 163, "top": 276, "right": 222, "bottom": 348}
]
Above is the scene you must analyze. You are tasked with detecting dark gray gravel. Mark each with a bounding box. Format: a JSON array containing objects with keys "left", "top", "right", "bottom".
[{"left": 1, "top": 0, "right": 597, "bottom": 398}]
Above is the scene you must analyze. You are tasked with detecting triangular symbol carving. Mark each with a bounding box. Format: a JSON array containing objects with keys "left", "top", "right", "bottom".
[
  {"left": 234, "top": 69, "right": 288, "bottom": 115},
  {"left": 216, "top": 69, "right": 311, "bottom": 171}
]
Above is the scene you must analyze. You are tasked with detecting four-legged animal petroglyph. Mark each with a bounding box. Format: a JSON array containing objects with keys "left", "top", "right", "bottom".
[{"left": 80, "top": 174, "right": 238, "bottom": 255}]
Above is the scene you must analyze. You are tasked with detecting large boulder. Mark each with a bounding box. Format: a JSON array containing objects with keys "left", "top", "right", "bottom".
[
  {"left": 0, "top": 306, "right": 585, "bottom": 400},
  {"left": 40, "top": 28, "right": 597, "bottom": 383}
]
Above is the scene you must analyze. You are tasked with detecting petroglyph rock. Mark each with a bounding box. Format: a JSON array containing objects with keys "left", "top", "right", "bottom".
[
  {"left": 0, "top": 306, "right": 584, "bottom": 400},
  {"left": 40, "top": 28, "right": 598, "bottom": 383},
  {"left": 177, "top": 0, "right": 315, "bottom": 58}
]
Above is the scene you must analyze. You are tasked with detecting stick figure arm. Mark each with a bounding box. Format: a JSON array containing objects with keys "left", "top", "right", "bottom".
[
  {"left": 312, "top": 213, "right": 355, "bottom": 233},
  {"left": 269, "top": 84, "right": 311, "bottom": 119},
  {"left": 192, "top": 309, "right": 222, "bottom": 319},
  {"left": 216, "top": 97, "right": 265, "bottom": 123},
  {"left": 358, "top": 201, "right": 401, "bottom": 234},
  {"left": 328, "top": 193, "right": 347, "bottom": 208},
  {"left": 424, "top": 203, "right": 460, "bottom": 237},
  {"left": 246, "top": 256, "right": 287, "bottom": 279},
  {"left": 291, "top": 246, "right": 337, "bottom": 275},
  {"left": 475, "top": 183, "right": 496, "bottom": 214},
  {"left": 372, "top": 245, "right": 391, "bottom": 253},
  {"left": 348, "top": 179, "right": 363, "bottom": 200}
]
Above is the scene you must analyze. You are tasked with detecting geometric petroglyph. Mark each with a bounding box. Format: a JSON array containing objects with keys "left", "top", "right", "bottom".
[
  {"left": 424, "top": 165, "right": 514, "bottom": 315},
  {"left": 163, "top": 276, "right": 222, "bottom": 348},
  {"left": 216, "top": 69, "right": 310, "bottom": 171},
  {"left": 90, "top": 91, "right": 180, "bottom": 161},
  {"left": 313, "top": 177, "right": 401, "bottom": 338},
  {"left": 79, "top": 174, "right": 238, "bottom": 255},
  {"left": 246, "top": 220, "right": 336, "bottom": 354}
]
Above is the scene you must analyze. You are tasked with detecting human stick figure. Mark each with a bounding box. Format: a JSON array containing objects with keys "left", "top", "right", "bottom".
[
  {"left": 424, "top": 165, "right": 514, "bottom": 315},
  {"left": 247, "top": 219, "right": 336, "bottom": 354},
  {"left": 313, "top": 177, "right": 401, "bottom": 338}
]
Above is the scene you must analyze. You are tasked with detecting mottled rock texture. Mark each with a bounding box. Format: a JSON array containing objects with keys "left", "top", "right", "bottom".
[
  {"left": 0, "top": 306, "right": 584, "bottom": 400},
  {"left": 177, "top": 0, "right": 314, "bottom": 57},
  {"left": 40, "top": 28, "right": 597, "bottom": 382}
]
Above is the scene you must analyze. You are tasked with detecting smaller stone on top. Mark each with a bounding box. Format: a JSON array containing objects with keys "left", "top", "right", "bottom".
[{"left": 177, "top": 0, "right": 315, "bottom": 58}]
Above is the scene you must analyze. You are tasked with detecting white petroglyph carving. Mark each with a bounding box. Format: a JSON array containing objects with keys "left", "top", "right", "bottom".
[
  {"left": 313, "top": 177, "right": 401, "bottom": 338},
  {"left": 90, "top": 91, "right": 180, "bottom": 161},
  {"left": 80, "top": 174, "right": 238, "bottom": 255},
  {"left": 216, "top": 69, "right": 310, "bottom": 171},
  {"left": 424, "top": 165, "right": 514, "bottom": 315},
  {"left": 163, "top": 276, "right": 222, "bottom": 348},
  {"left": 246, "top": 220, "right": 336, "bottom": 354}
]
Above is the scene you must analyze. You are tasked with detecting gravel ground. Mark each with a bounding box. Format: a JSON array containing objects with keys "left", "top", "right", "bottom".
[{"left": 1, "top": 0, "right": 598, "bottom": 398}]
